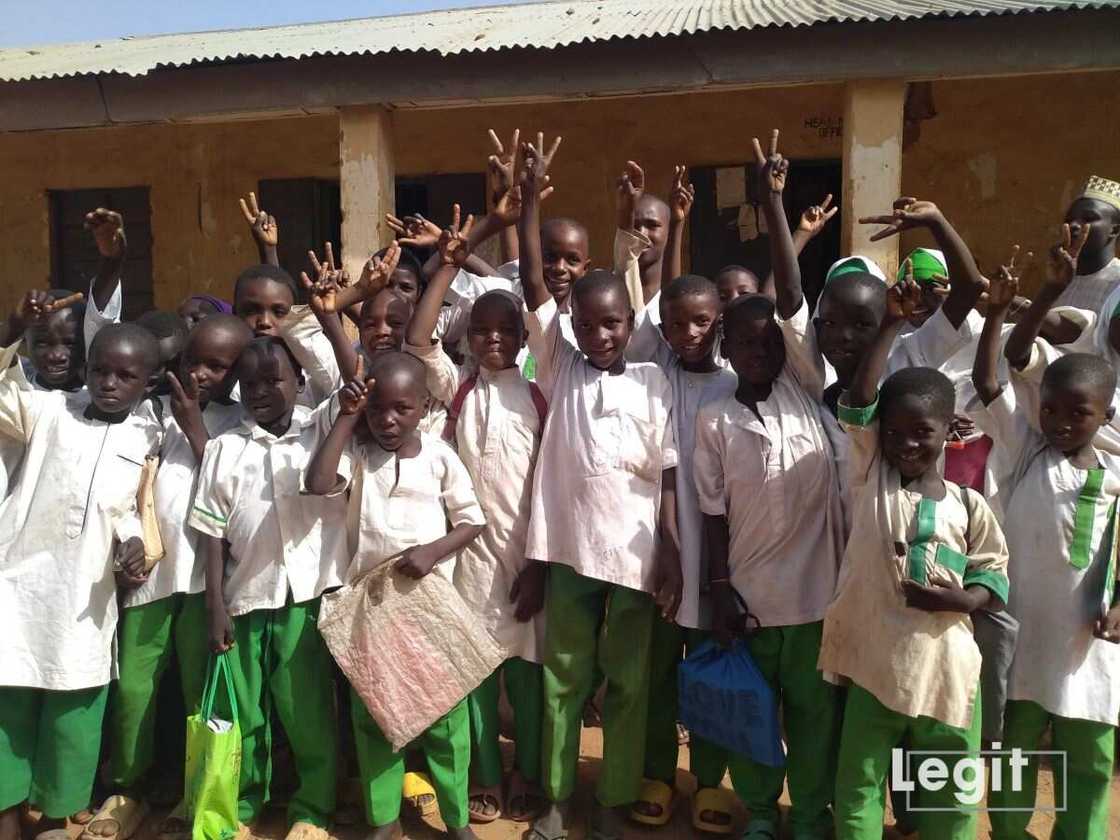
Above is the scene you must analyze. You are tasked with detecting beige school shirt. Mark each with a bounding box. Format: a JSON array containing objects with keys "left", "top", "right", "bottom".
[
  {"left": 0, "top": 340, "right": 159, "bottom": 690},
  {"left": 189, "top": 400, "right": 349, "bottom": 617},
  {"left": 125, "top": 399, "right": 245, "bottom": 609},
  {"left": 525, "top": 297, "right": 677, "bottom": 592},
  {"left": 819, "top": 398, "right": 1010, "bottom": 729},
  {"left": 403, "top": 340, "right": 543, "bottom": 661}
]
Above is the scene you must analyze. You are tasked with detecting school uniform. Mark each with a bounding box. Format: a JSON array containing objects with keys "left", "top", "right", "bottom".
[
  {"left": 404, "top": 338, "right": 545, "bottom": 792},
  {"left": 108, "top": 399, "right": 244, "bottom": 790},
  {"left": 1053, "top": 256, "right": 1120, "bottom": 313},
  {"left": 525, "top": 295, "right": 676, "bottom": 808},
  {"left": 0, "top": 339, "right": 160, "bottom": 818},
  {"left": 189, "top": 401, "right": 348, "bottom": 828},
  {"left": 974, "top": 386, "right": 1120, "bottom": 840},
  {"left": 821, "top": 396, "right": 1009, "bottom": 840},
  {"left": 323, "top": 430, "right": 486, "bottom": 830},
  {"left": 692, "top": 304, "right": 844, "bottom": 839}
]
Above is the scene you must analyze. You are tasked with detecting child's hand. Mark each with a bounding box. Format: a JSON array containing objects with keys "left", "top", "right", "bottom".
[
  {"left": 487, "top": 127, "right": 520, "bottom": 205},
  {"left": 986, "top": 253, "right": 1021, "bottom": 315},
  {"left": 167, "top": 370, "right": 203, "bottom": 426},
  {"left": 84, "top": 208, "right": 126, "bottom": 259},
  {"left": 860, "top": 197, "right": 943, "bottom": 240},
  {"left": 653, "top": 540, "right": 683, "bottom": 622},
  {"left": 238, "top": 192, "right": 279, "bottom": 248},
  {"left": 437, "top": 204, "right": 475, "bottom": 267},
  {"left": 751, "top": 129, "right": 788, "bottom": 195},
  {"left": 385, "top": 213, "right": 441, "bottom": 249},
  {"left": 1046, "top": 223, "right": 1088, "bottom": 290},
  {"left": 519, "top": 132, "right": 563, "bottom": 192},
  {"left": 901, "top": 578, "right": 983, "bottom": 613},
  {"left": 885, "top": 261, "right": 922, "bottom": 322},
  {"left": 509, "top": 560, "right": 547, "bottom": 622},
  {"left": 339, "top": 357, "right": 375, "bottom": 415},
  {"left": 16, "top": 289, "right": 84, "bottom": 326},
  {"left": 300, "top": 243, "right": 347, "bottom": 315},
  {"left": 113, "top": 537, "right": 148, "bottom": 589},
  {"left": 208, "top": 604, "right": 235, "bottom": 653},
  {"left": 669, "top": 165, "right": 695, "bottom": 223},
  {"left": 710, "top": 583, "right": 738, "bottom": 649},
  {"left": 615, "top": 160, "right": 644, "bottom": 230},
  {"left": 798, "top": 194, "right": 838, "bottom": 238},
  {"left": 395, "top": 544, "right": 441, "bottom": 579},
  {"left": 1095, "top": 605, "right": 1120, "bottom": 643},
  {"left": 492, "top": 183, "right": 554, "bottom": 227}
]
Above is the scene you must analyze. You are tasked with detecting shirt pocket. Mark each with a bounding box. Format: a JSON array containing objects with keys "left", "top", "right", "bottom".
[{"left": 616, "top": 405, "right": 663, "bottom": 484}]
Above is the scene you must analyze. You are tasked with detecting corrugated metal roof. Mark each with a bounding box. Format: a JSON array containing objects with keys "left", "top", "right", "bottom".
[{"left": 0, "top": 0, "right": 1114, "bottom": 82}]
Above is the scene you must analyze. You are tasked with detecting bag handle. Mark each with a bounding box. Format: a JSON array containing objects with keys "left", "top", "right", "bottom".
[{"left": 200, "top": 653, "right": 239, "bottom": 725}]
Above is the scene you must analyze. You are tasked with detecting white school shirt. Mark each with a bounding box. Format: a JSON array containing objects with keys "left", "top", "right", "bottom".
[
  {"left": 972, "top": 386, "right": 1120, "bottom": 725},
  {"left": 326, "top": 432, "right": 486, "bottom": 580},
  {"left": 1053, "top": 257, "right": 1120, "bottom": 314},
  {"left": 626, "top": 304, "right": 736, "bottom": 629},
  {"left": 693, "top": 305, "right": 845, "bottom": 627},
  {"left": 189, "top": 400, "right": 348, "bottom": 617},
  {"left": 524, "top": 296, "right": 677, "bottom": 592},
  {"left": 124, "top": 399, "right": 245, "bottom": 609},
  {"left": 0, "top": 340, "right": 159, "bottom": 690},
  {"left": 403, "top": 340, "right": 543, "bottom": 661}
]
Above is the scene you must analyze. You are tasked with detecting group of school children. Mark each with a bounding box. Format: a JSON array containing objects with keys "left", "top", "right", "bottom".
[{"left": 2, "top": 125, "right": 1120, "bottom": 840}]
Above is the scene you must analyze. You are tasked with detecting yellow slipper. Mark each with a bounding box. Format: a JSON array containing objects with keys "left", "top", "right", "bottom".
[
  {"left": 402, "top": 771, "right": 439, "bottom": 818},
  {"left": 691, "top": 786, "right": 737, "bottom": 835},
  {"left": 628, "top": 778, "right": 676, "bottom": 827}
]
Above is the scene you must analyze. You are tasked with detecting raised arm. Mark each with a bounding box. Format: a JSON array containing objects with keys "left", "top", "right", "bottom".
[
  {"left": 1005, "top": 224, "right": 1087, "bottom": 369},
  {"left": 321, "top": 241, "right": 401, "bottom": 316},
  {"left": 406, "top": 206, "right": 474, "bottom": 348},
  {"left": 972, "top": 262, "right": 1019, "bottom": 406},
  {"left": 662, "top": 166, "right": 694, "bottom": 288},
  {"left": 83, "top": 208, "right": 126, "bottom": 313},
  {"left": 238, "top": 192, "right": 280, "bottom": 267},
  {"left": 300, "top": 242, "right": 360, "bottom": 381},
  {"left": 752, "top": 129, "right": 801, "bottom": 319},
  {"left": 305, "top": 370, "right": 369, "bottom": 495},
  {"left": 0, "top": 289, "right": 84, "bottom": 348},
  {"left": 167, "top": 370, "right": 209, "bottom": 463},
  {"left": 847, "top": 269, "right": 921, "bottom": 408},
  {"left": 762, "top": 195, "right": 838, "bottom": 299},
  {"left": 516, "top": 132, "right": 562, "bottom": 312},
  {"left": 488, "top": 127, "right": 521, "bottom": 264}
]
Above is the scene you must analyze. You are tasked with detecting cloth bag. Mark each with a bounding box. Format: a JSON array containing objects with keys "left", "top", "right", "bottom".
[
  {"left": 181, "top": 653, "right": 242, "bottom": 840},
  {"left": 319, "top": 562, "right": 506, "bottom": 750},
  {"left": 137, "top": 454, "right": 164, "bottom": 570},
  {"left": 678, "top": 639, "right": 785, "bottom": 767}
]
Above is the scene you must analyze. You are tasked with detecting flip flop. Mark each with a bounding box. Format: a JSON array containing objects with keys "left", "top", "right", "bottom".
[
  {"left": 691, "top": 786, "right": 736, "bottom": 835},
  {"left": 628, "top": 778, "right": 676, "bottom": 827},
  {"left": 79, "top": 795, "right": 150, "bottom": 840},
  {"left": 401, "top": 771, "right": 438, "bottom": 818},
  {"left": 467, "top": 784, "right": 501, "bottom": 824},
  {"left": 71, "top": 809, "right": 95, "bottom": 826},
  {"left": 505, "top": 770, "right": 546, "bottom": 823}
]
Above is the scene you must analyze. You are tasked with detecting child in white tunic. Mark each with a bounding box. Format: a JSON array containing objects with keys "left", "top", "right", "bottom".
[
  {"left": 0, "top": 324, "right": 162, "bottom": 837},
  {"left": 304, "top": 350, "right": 486, "bottom": 840},
  {"left": 403, "top": 216, "right": 547, "bottom": 824},
  {"left": 189, "top": 337, "right": 349, "bottom": 840},
  {"left": 974, "top": 252, "right": 1120, "bottom": 840}
]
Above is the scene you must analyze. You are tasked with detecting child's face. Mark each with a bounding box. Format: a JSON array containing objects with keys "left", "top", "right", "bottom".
[
  {"left": 387, "top": 268, "right": 421, "bottom": 306},
  {"left": 235, "top": 277, "right": 294, "bottom": 337},
  {"left": 181, "top": 331, "right": 247, "bottom": 406},
  {"left": 880, "top": 395, "right": 950, "bottom": 479},
  {"left": 716, "top": 269, "right": 759, "bottom": 309},
  {"left": 541, "top": 223, "right": 590, "bottom": 302},
  {"left": 1039, "top": 380, "right": 1114, "bottom": 455},
  {"left": 359, "top": 291, "right": 411, "bottom": 359},
  {"left": 907, "top": 283, "right": 945, "bottom": 328},
  {"left": 660, "top": 293, "right": 720, "bottom": 367},
  {"left": 723, "top": 317, "right": 785, "bottom": 387},
  {"left": 178, "top": 297, "right": 220, "bottom": 330},
  {"left": 1065, "top": 198, "right": 1120, "bottom": 259},
  {"left": 237, "top": 347, "right": 300, "bottom": 431},
  {"left": 28, "top": 309, "right": 84, "bottom": 390},
  {"left": 815, "top": 286, "right": 883, "bottom": 384},
  {"left": 364, "top": 371, "right": 428, "bottom": 452},
  {"left": 572, "top": 286, "right": 633, "bottom": 371},
  {"left": 86, "top": 340, "right": 153, "bottom": 417},
  {"left": 467, "top": 298, "right": 525, "bottom": 372},
  {"left": 634, "top": 196, "right": 668, "bottom": 270}
]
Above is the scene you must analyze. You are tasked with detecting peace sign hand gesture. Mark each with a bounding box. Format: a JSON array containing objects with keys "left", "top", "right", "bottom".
[{"left": 751, "top": 129, "right": 788, "bottom": 195}]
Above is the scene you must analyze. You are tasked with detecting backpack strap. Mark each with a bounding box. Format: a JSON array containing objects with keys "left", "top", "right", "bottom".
[{"left": 442, "top": 373, "right": 479, "bottom": 444}]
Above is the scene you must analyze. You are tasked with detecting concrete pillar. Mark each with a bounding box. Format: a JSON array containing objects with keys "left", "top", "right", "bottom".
[
  {"left": 841, "top": 80, "right": 906, "bottom": 280},
  {"left": 339, "top": 106, "right": 395, "bottom": 281}
]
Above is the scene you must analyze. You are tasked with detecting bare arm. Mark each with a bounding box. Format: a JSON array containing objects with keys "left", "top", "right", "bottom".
[
  {"left": 83, "top": 209, "right": 126, "bottom": 312},
  {"left": 305, "top": 375, "right": 368, "bottom": 495},
  {"left": 239, "top": 192, "right": 280, "bottom": 267},
  {"left": 762, "top": 195, "right": 838, "bottom": 300},
  {"left": 753, "top": 130, "right": 801, "bottom": 319},
  {"left": 848, "top": 277, "right": 920, "bottom": 408},
  {"left": 406, "top": 208, "right": 474, "bottom": 347},
  {"left": 516, "top": 134, "right": 562, "bottom": 312},
  {"left": 972, "top": 266, "right": 1019, "bottom": 405},
  {"left": 663, "top": 166, "right": 694, "bottom": 287}
]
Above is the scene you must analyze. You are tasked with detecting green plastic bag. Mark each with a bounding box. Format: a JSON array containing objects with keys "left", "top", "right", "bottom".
[{"left": 183, "top": 653, "right": 242, "bottom": 840}]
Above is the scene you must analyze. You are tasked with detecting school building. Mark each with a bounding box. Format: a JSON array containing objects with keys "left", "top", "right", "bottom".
[{"left": 0, "top": 0, "right": 1118, "bottom": 318}]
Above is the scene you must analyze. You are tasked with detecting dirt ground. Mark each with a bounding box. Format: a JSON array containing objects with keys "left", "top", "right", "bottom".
[{"left": 33, "top": 723, "right": 1120, "bottom": 840}]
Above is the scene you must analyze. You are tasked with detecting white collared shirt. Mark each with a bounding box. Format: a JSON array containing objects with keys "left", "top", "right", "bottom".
[
  {"left": 0, "top": 340, "right": 159, "bottom": 690},
  {"left": 189, "top": 400, "right": 349, "bottom": 616},
  {"left": 524, "top": 297, "right": 677, "bottom": 593}
]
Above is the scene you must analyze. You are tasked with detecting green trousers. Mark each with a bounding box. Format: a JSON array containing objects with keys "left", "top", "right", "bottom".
[
  {"left": 0, "top": 684, "right": 109, "bottom": 818},
  {"left": 989, "top": 699, "right": 1115, "bottom": 840},
  {"left": 350, "top": 688, "right": 471, "bottom": 829},
  {"left": 835, "top": 682, "right": 981, "bottom": 840},
  {"left": 729, "top": 622, "right": 837, "bottom": 839},
  {"left": 467, "top": 657, "right": 542, "bottom": 787},
  {"left": 541, "top": 564, "right": 654, "bottom": 807},
  {"left": 222, "top": 599, "right": 338, "bottom": 828},
  {"left": 109, "top": 592, "right": 209, "bottom": 790},
  {"left": 643, "top": 620, "right": 729, "bottom": 789}
]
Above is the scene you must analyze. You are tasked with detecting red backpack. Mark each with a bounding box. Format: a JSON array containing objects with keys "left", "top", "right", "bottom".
[{"left": 442, "top": 373, "right": 548, "bottom": 444}]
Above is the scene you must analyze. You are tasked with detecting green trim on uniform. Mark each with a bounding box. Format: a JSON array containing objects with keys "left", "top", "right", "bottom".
[
  {"left": 907, "top": 499, "right": 938, "bottom": 585},
  {"left": 934, "top": 545, "right": 969, "bottom": 577},
  {"left": 191, "top": 506, "right": 228, "bottom": 525},
  {"left": 837, "top": 397, "right": 878, "bottom": 428},
  {"left": 1070, "top": 469, "right": 1106, "bottom": 570},
  {"left": 962, "top": 568, "right": 1010, "bottom": 605}
]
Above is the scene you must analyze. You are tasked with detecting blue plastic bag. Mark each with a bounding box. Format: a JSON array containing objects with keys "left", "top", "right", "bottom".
[{"left": 678, "top": 639, "right": 784, "bottom": 767}]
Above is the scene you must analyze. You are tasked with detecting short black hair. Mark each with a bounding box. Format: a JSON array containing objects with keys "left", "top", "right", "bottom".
[
  {"left": 189, "top": 313, "right": 253, "bottom": 350},
  {"left": 233, "top": 264, "right": 298, "bottom": 300},
  {"left": 1042, "top": 352, "right": 1118, "bottom": 400},
  {"left": 541, "top": 217, "right": 590, "bottom": 250},
  {"left": 136, "top": 310, "right": 189, "bottom": 343},
  {"left": 571, "top": 269, "right": 629, "bottom": 308},
  {"left": 715, "top": 264, "right": 760, "bottom": 283},
  {"left": 880, "top": 366, "right": 955, "bottom": 423},
  {"left": 722, "top": 293, "right": 776, "bottom": 339},
  {"left": 636, "top": 193, "right": 670, "bottom": 221},
  {"left": 471, "top": 290, "right": 525, "bottom": 333},
  {"left": 88, "top": 322, "right": 161, "bottom": 374},
  {"left": 237, "top": 335, "right": 302, "bottom": 380},
  {"left": 30, "top": 288, "right": 87, "bottom": 337},
  {"left": 379, "top": 245, "right": 424, "bottom": 283},
  {"left": 661, "top": 274, "right": 719, "bottom": 308},
  {"left": 368, "top": 350, "right": 429, "bottom": 397},
  {"left": 821, "top": 272, "right": 888, "bottom": 309},
  {"left": 359, "top": 285, "right": 414, "bottom": 321}
]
